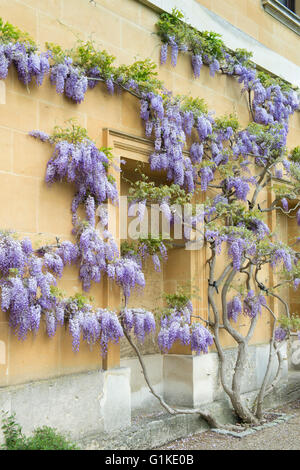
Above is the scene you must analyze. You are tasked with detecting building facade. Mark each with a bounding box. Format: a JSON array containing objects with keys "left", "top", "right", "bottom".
[{"left": 0, "top": 0, "right": 299, "bottom": 441}]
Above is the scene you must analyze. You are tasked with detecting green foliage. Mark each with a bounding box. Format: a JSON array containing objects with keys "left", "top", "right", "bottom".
[
  {"left": 8, "top": 268, "right": 19, "bottom": 277},
  {"left": 247, "top": 122, "right": 287, "bottom": 161},
  {"left": 156, "top": 9, "right": 187, "bottom": 44},
  {"left": 46, "top": 39, "right": 116, "bottom": 75},
  {"left": 0, "top": 17, "right": 36, "bottom": 49},
  {"left": 121, "top": 236, "right": 172, "bottom": 258},
  {"left": 120, "top": 240, "right": 137, "bottom": 258},
  {"left": 73, "top": 40, "right": 115, "bottom": 78},
  {"left": 233, "top": 48, "right": 253, "bottom": 65},
  {"left": 180, "top": 96, "right": 208, "bottom": 116},
  {"left": 273, "top": 182, "right": 298, "bottom": 200},
  {"left": 211, "top": 199, "right": 266, "bottom": 229},
  {"left": 68, "top": 292, "right": 94, "bottom": 309},
  {"left": 290, "top": 146, "right": 300, "bottom": 163},
  {"left": 50, "top": 119, "right": 89, "bottom": 144},
  {"left": 156, "top": 10, "right": 225, "bottom": 60},
  {"left": 197, "top": 31, "right": 224, "bottom": 60},
  {"left": 127, "top": 172, "right": 192, "bottom": 206},
  {"left": 1, "top": 412, "right": 78, "bottom": 450},
  {"left": 289, "top": 162, "right": 300, "bottom": 186},
  {"left": 169, "top": 8, "right": 185, "bottom": 20},
  {"left": 116, "top": 58, "right": 163, "bottom": 94},
  {"left": 215, "top": 113, "right": 239, "bottom": 132},
  {"left": 50, "top": 285, "right": 65, "bottom": 300},
  {"left": 155, "top": 11, "right": 294, "bottom": 94},
  {"left": 139, "top": 235, "right": 172, "bottom": 254},
  {"left": 257, "top": 70, "right": 294, "bottom": 93},
  {"left": 46, "top": 40, "right": 162, "bottom": 94},
  {"left": 45, "top": 42, "right": 66, "bottom": 63},
  {"left": 164, "top": 290, "right": 191, "bottom": 310}
]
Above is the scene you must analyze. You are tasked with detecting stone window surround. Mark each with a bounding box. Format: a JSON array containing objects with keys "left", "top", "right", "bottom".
[
  {"left": 138, "top": 0, "right": 300, "bottom": 88},
  {"left": 262, "top": 0, "right": 300, "bottom": 35}
]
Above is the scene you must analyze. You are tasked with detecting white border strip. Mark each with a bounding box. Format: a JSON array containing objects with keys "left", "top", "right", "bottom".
[{"left": 139, "top": 0, "right": 300, "bottom": 87}]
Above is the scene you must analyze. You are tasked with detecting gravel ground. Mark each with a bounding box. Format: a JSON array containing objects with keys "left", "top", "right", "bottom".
[{"left": 157, "top": 400, "right": 300, "bottom": 450}]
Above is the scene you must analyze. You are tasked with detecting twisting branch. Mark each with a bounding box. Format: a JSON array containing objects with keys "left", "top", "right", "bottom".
[
  {"left": 207, "top": 247, "right": 236, "bottom": 401},
  {"left": 255, "top": 303, "right": 277, "bottom": 419},
  {"left": 120, "top": 317, "right": 220, "bottom": 428}
]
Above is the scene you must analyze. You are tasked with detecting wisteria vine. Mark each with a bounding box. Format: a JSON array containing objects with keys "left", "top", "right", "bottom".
[{"left": 0, "top": 11, "right": 299, "bottom": 421}]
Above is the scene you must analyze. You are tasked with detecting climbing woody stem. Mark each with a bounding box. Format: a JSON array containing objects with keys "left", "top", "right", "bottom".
[
  {"left": 255, "top": 303, "right": 277, "bottom": 419},
  {"left": 120, "top": 295, "right": 220, "bottom": 428}
]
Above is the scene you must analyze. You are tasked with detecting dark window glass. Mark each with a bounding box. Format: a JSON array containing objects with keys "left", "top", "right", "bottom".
[{"left": 277, "top": 0, "right": 295, "bottom": 12}]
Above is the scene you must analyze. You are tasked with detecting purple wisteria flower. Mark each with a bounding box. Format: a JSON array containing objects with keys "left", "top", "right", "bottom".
[
  {"left": 65, "top": 297, "right": 123, "bottom": 354},
  {"left": 227, "top": 295, "right": 242, "bottom": 322},
  {"left": 160, "top": 43, "right": 168, "bottom": 65},
  {"left": 209, "top": 58, "right": 219, "bottom": 77},
  {"left": 281, "top": 198, "right": 289, "bottom": 212},
  {"left": 294, "top": 278, "right": 300, "bottom": 290},
  {"left": 0, "top": 232, "right": 74, "bottom": 340},
  {"left": 274, "top": 327, "right": 287, "bottom": 342},
  {"left": 243, "top": 290, "right": 266, "bottom": 318},
  {"left": 271, "top": 247, "right": 293, "bottom": 272},
  {"left": 190, "top": 323, "right": 214, "bottom": 354},
  {"left": 122, "top": 308, "right": 155, "bottom": 343},
  {"left": 191, "top": 54, "right": 202, "bottom": 78},
  {"left": 107, "top": 257, "right": 145, "bottom": 299}
]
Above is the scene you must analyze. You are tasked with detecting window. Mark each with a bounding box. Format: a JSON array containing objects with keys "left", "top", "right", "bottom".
[
  {"left": 262, "top": 0, "right": 300, "bottom": 35},
  {"left": 277, "top": 0, "right": 295, "bottom": 12}
]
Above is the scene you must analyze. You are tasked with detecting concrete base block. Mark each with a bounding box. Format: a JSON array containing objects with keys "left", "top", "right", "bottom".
[
  {"left": 163, "top": 344, "right": 288, "bottom": 408},
  {"left": 121, "top": 355, "right": 163, "bottom": 415},
  {"left": 99, "top": 367, "right": 131, "bottom": 432},
  {"left": 163, "top": 354, "right": 218, "bottom": 407},
  {"left": 0, "top": 367, "right": 131, "bottom": 444}
]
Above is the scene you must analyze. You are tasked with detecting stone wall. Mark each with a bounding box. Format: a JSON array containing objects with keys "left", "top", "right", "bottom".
[
  {"left": 0, "top": 0, "right": 299, "bottom": 437},
  {"left": 0, "top": 342, "right": 289, "bottom": 443}
]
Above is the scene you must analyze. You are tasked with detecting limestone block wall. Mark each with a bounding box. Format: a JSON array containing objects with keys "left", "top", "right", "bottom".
[{"left": 195, "top": 0, "right": 300, "bottom": 67}]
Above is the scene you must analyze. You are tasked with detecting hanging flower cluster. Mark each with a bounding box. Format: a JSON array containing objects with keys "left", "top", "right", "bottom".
[
  {"left": 141, "top": 94, "right": 215, "bottom": 192},
  {"left": 157, "top": 300, "right": 213, "bottom": 354},
  {"left": 274, "top": 327, "right": 288, "bottom": 342},
  {"left": 205, "top": 225, "right": 257, "bottom": 271},
  {"left": 122, "top": 308, "right": 156, "bottom": 343},
  {"left": 29, "top": 121, "right": 118, "bottom": 229},
  {"left": 267, "top": 243, "right": 297, "bottom": 272},
  {"left": 30, "top": 121, "right": 148, "bottom": 301},
  {"left": 0, "top": 19, "right": 50, "bottom": 85},
  {"left": 227, "top": 295, "right": 242, "bottom": 322},
  {"left": 156, "top": 10, "right": 299, "bottom": 129},
  {"left": 243, "top": 290, "right": 267, "bottom": 318},
  {"left": 64, "top": 294, "right": 123, "bottom": 353},
  {"left": 106, "top": 257, "right": 145, "bottom": 300},
  {"left": 0, "top": 232, "right": 74, "bottom": 340},
  {"left": 227, "top": 291, "right": 266, "bottom": 321},
  {"left": 74, "top": 222, "right": 119, "bottom": 291},
  {"left": 121, "top": 237, "right": 169, "bottom": 272}
]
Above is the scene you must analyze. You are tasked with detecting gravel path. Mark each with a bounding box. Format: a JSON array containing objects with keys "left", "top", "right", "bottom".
[{"left": 158, "top": 400, "right": 300, "bottom": 450}]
